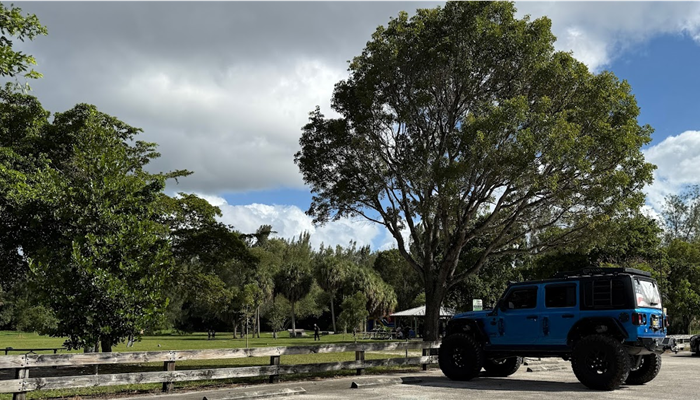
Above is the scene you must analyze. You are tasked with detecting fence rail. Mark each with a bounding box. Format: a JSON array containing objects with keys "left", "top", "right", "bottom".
[{"left": 0, "top": 341, "right": 441, "bottom": 399}]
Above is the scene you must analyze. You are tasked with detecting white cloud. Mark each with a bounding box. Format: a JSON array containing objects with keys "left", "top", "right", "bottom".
[
  {"left": 90, "top": 58, "right": 346, "bottom": 193},
  {"left": 643, "top": 131, "right": 700, "bottom": 210},
  {"left": 14, "top": 2, "right": 700, "bottom": 202},
  {"left": 516, "top": 2, "right": 700, "bottom": 71},
  {"left": 640, "top": 205, "right": 662, "bottom": 225},
  {"left": 194, "top": 194, "right": 383, "bottom": 250},
  {"left": 377, "top": 226, "right": 413, "bottom": 252}
]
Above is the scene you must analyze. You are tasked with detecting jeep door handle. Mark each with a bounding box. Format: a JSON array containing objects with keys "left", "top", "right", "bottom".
[
  {"left": 526, "top": 315, "right": 538, "bottom": 320},
  {"left": 562, "top": 314, "right": 574, "bottom": 319}
]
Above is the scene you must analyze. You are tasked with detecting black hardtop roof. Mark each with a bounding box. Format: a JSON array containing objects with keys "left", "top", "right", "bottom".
[
  {"left": 509, "top": 267, "right": 653, "bottom": 287},
  {"left": 553, "top": 267, "right": 651, "bottom": 279}
]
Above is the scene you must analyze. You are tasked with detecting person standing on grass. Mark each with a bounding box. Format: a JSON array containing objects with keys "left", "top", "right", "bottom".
[{"left": 314, "top": 324, "right": 321, "bottom": 341}]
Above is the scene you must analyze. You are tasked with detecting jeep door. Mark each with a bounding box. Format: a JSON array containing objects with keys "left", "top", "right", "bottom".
[
  {"left": 490, "top": 285, "right": 541, "bottom": 345},
  {"left": 539, "top": 283, "right": 579, "bottom": 346}
]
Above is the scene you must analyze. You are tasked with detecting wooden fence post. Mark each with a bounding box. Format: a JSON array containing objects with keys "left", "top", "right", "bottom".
[
  {"left": 269, "top": 356, "right": 280, "bottom": 383},
  {"left": 162, "top": 361, "right": 176, "bottom": 393},
  {"left": 422, "top": 348, "right": 430, "bottom": 371},
  {"left": 12, "top": 367, "right": 28, "bottom": 400},
  {"left": 355, "top": 350, "right": 365, "bottom": 376}
]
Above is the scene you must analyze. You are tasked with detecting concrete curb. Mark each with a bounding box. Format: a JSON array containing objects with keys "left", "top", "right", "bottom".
[
  {"left": 525, "top": 365, "right": 569, "bottom": 372},
  {"left": 523, "top": 357, "right": 570, "bottom": 372},
  {"left": 202, "top": 387, "right": 306, "bottom": 400},
  {"left": 350, "top": 376, "right": 423, "bottom": 388}
]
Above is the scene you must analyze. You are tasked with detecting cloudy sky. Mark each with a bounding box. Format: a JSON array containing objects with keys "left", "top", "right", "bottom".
[{"left": 10, "top": 1, "right": 700, "bottom": 249}]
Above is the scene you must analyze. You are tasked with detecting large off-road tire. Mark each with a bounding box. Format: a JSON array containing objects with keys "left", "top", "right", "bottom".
[
  {"left": 626, "top": 354, "right": 662, "bottom": 385},
  {"left": 438, "top": 333, "right": 484, "bottom": 381},
  {"left": 571, "top": 334, "right": 630, "bottom": 390},
  {"left": 691, "top": 336, "right": 700, "bottom": 355},
  {"left": 483, "top": 356, "right": 523, "bottom": 377}
]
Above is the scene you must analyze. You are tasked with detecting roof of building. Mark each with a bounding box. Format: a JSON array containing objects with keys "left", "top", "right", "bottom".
[{"left": 390, "top": 305, "right": 455, "bottom": 317}]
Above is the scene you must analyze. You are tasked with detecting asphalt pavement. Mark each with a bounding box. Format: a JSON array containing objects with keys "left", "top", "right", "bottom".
[{"left": 121, "top": 352, "right": 699, "bottom": 400}]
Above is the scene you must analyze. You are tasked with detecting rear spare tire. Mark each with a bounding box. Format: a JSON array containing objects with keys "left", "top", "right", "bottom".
[
  {"left": 438, "top": 333, "right": 484, "bottom": 381},
  {"left": 483, "top": 356, "right": 523, "bottom": 377},
  {"left": 571, "top": 334, "right": 630, "bottom": 390},
  {"left": 626, "top": 354, "right": 661, "bottom": 385}
]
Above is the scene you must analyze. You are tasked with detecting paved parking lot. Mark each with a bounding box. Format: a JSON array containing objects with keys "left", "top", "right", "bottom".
[
  {"left": 294, "top": 353, "right": 694, "bottom": 400},
  {"left": 126, "top": 352, "right": 698, "bottom": 400}
]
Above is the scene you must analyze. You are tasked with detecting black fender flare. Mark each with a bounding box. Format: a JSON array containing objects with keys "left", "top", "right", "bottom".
[
  {"left": 446, "top": 318, "right": 487, "bottom": 343},
  {"left": 567, "top": 317, "right": 628, "bottom": 345}
]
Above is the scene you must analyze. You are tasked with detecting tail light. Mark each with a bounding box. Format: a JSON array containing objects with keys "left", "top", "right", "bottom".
[{"left": 632, "top": 313, "right": 647, "bottom": 326}]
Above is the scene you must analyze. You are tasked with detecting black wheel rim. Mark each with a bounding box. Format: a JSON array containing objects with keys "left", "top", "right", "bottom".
[
  {"left": 631, "top": 357, "right": 645, "bottom": 372},
  {"left": 584, "top": 348, "right": 609, "bottom": 375},
  {"left": 451, "top": 346, "right": 467, "bottom": 368}
]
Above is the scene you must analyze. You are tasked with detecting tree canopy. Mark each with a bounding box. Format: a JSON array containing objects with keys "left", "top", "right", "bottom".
[
  {"left": 662, "top": 185, "right": 700, "bottom": 244},
  {"left": 295, "top": 1, "right": 654, "bottom": 340},
  {"left": 0, "top": 80, "right": 205, "bottom": 350},
  {"left": 0, "top": 3, "right": 47, "bottom": 80}
]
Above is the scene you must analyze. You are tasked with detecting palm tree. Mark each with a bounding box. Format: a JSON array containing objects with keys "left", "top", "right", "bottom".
[
  {"left": 273, "top": 233, "right": 314, "bottom": 335},
  {"left": 274, "top": 263, "right": 313, "bottom": 335},
  {"left": 314, "top": 255, "right": 349, "bottom": 332}
]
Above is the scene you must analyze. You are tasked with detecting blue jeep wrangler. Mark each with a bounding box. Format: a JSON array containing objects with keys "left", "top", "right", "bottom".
[{"left": 439, "top": 268, "right": 669, "bottom": 390}]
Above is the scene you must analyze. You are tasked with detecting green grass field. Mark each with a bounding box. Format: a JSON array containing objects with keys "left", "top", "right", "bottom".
[
  {"left": 1, "top": 330, "right": 378, "bottom": 353},
  {"left": 0, "top": 331, "right": 428, "bottom": 400}
]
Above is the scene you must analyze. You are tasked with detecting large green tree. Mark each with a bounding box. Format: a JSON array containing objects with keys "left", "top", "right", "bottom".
[
  {"left": 295, "top": 2, "right": 654, "bottom": 339},
  {"left": 27, "top": 104, "right": 189, "bottom": 351},
  {"left": 1, "top": 88, "right": 190, "bottom": 350}
]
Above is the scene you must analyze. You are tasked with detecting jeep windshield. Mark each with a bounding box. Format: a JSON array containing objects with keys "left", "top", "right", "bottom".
[{"left": 633, "top": 277, "right": 661, "bottom": 309}]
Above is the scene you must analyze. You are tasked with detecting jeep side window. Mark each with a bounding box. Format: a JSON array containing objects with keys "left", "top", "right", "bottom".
[
  {"left": 503, "top": 287, "right": 537, "bottom": 309},
  {"left": 581, "top": 278, "right": 628, "bottom": 309},
  {"left": 545, "top": 284, "right": 576, "bottom": 308}
]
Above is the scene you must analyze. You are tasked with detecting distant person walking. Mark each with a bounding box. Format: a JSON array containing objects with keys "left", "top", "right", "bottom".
[{"left": 314, "top": 324, "right": 321, "bottom": 341}]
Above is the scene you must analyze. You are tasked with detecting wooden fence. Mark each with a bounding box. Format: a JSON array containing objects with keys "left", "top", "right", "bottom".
[{"left": 0, "top": 341, "right": 440, "bottom": 400}]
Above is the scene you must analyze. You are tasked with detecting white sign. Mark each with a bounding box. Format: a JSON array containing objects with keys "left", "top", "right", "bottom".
[{"left": 473, "top": 299, "right": 483, "bottom": 311}]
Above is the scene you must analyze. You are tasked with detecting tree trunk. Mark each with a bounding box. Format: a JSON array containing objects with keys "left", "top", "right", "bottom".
[
  {"left": 256, "top": 306, "right": 261, "bottom": 338},
  {"left": 330, "top": 294, "right": 337, "bottom": 333},
  {"left": 101, "top": 338, "right": 112, "bottom": 353},
  {"left": 245, "top": 315, "right": 249, "bottom": 348},
  {"left": 423, "top": 281, "right": 446, "bottom": 341},
  {"left": 291, "top": 301, "right": 296, "bottom": 336},
  {"left": 232, "top": 320, "right": 239, "bottom": 339}
]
